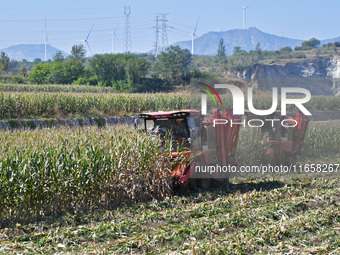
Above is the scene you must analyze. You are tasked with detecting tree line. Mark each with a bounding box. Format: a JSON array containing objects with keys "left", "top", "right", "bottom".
[
  {"left": 1, "top": 37, "right": 340, "bottom": 92},
  {"left": 1, "top": 44, "right": 195, "bottom": 92}
]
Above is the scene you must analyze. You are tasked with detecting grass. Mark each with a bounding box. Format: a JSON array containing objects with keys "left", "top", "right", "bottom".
[{"left": 0, "top": 177, "right": 339, "bottom": 254}]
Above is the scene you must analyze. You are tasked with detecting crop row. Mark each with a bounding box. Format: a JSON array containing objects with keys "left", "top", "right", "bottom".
[
  {"left": 1, "top": 122, "right": 339, "bottom": 223},
  {"left": 0, "top": 126, "right": 173, "bottom": 224},
  {"left": 0, "top": 92, "right": 190, "bottom": 119},
  {"left": 0, "top": 84, "right": 115, "bottom": 93},
  {"left": 236, "top": 121, "right": 340, "bottom": 165},
  {"left": 1, "top": 91, "right": 340, "bottom": 120}
]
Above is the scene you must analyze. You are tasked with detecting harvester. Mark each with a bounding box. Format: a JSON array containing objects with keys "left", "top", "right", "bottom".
[{"left": 138, "top": 108, "right": 309, "bottom": 189}]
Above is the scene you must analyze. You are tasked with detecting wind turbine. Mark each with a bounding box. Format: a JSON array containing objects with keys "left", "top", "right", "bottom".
[
  {"left": 43, "top": 17, "right": 49, "bottom": 61},
  {"left": 191, "top": 18, "right": 200, "bottom": 55},
  {"left": 110, "top": 25, "right": 119, "bottom": 54},
  {"left": 241, "top": 4, "right": 250, "bottom": 29},
  {"left": 83, "top": 25, "right": 94, "bottom": 57}
]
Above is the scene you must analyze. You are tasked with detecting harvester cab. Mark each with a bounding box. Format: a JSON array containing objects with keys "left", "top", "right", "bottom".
[{"left": 138, "top": 110, "right": 197, "bottom": 150}]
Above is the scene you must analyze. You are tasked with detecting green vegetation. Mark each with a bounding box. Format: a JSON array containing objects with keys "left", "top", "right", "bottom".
[
  {"left": 0, "top": 52, "right": 10, "bottom": 73},
  {"left": 301, "top": 121, "right": 340, "bottom": 163},
  {"left": 1, "top": 122, "right": 339, "bottom": 226},
  {"left": 152, "top": 45, "right": 192, "bottom": 84},
  {"left": 0, "top": 109, "right": 339, "bottom": 253},
  {"left": 1, "top": 38, "right": 340, "bottom": 92},
  {"left": 216, "top": 38, "right": 227, "bottom": 63},
  {"left": 0, "top": 37, "right": 339, "bottom": 254},
  {"left": 0, "top": 92, "right": 190, "bottom": 119},
  {"left": 1, "top": 44, "right": 193, "bottom": 91},
  {"left": 235, "top": 121, "right": 340, "bottom": 166},
  {"left": 0, "top": 125, "right": 172, "bottom": 225},
  {"left": 190, "top": 38, "right": 340, "bottom": 73},
  {"left": 295, "top": 37, "right": 321, "bottom": 51},
  {"left": 0, "top": 84, "right": 115, "bottom": 93},
  {"left": 1, "top": 90, "right": 340, "bottom": 120},
  {"left": 0, "top": 177, "right": 338, "bottom": 254}
]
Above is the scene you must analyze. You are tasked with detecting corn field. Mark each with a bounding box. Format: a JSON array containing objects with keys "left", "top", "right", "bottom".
[
  {"left": 235, "top": 122, "right": 340, "bottom": 166},
  {"left": 300, "top": 121, "right": 340, "bottom": 161},
  {"left": 0, "top": 92, "right": 190, "bottom": 119},
  {"left": 0, "top": 84, "right": 115, "bottom": 93},
  {"left": 1, "top": 121, "right": 339, "bottom": 224},
  {"left": 1, "top": 89, "right": 340, "bottom": 119},
  {"left": 0, "top": 126, "right": 173, "bottom": 225},
  {"left": 191, "top": 92, "right": 340, "bottom": 113}
]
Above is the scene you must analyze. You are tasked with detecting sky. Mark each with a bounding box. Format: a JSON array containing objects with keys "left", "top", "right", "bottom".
[{"left": 0, "top": 0, "right": 339, "bottom": 55}]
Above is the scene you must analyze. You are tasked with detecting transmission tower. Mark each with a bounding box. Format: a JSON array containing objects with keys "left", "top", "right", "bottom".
[
  {"left": 123, "top": 6, "right": 132, "bottom": 52},
  {"left": 159, "top": 13, "right": 169, "bottom": 52},
  {"left": 153, "top": 16, "right": 160, "bottom": 56}
]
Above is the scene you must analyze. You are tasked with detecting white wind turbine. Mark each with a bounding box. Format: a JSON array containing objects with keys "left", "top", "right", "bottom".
[
  {"left": 110, "top": 25, "right": 119, "bottom": 54},
  {"left": 191, "top": 18, "right": 200, "bottom": 55},
  {"left": 43, "top": 17, "right": 49, "bottom": 61},
  {"left": 83, "top": 25, "right": 94, "bottom": 57},
  {"left": 241, "top": 4, "right": 250, "bottom": 29}
]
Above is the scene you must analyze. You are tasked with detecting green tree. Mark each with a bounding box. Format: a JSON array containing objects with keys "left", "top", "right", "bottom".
[
  {"left": 70, "top": 44, "right": 85, "bottom": 61},
  {"left": 280, "top": 46, "right": 293, "bottom": 53},
  {"left": 233, "top": 46, "right": 242, "bottom": 54},
  {"left": 255, "top": 42, "right": 262, "bottom": 54},
  {"left": 89, "top": 53, "right": 150, "bottom": 90},
  {"left": 48, "top": 59, "right": 85, "bottom": 84},
  {"left": 53, "top": 51, "right": 65, "bottom": 62},
  {"left": 34, "top": 58, "right": 42, "bottom": 64},
  {"left": 302, "top": 38, "right": 321, "bottom": 49},
  {"left": 21, "top": 67, "right": 28, "bottom": 77},
  {"left": 296, "top": 38, "right": 321, "bottom": 50},
  {"left": 125, "top": 56, "right": 151, "bottom": 84},
  {"left": 153, "top": 46, "right": 191, "bottom": 84},
  {"left": 216, "top": 38, "right": 226, "bottom": 62},
  {"left": 0, "top": 52, "right": 10, "bottom": 73},
  {"left": 89, "top": 54, "right": 127, "bottom": 87},
  {"left": 28, "top": 62, "right": 52, "bottom": 84}
]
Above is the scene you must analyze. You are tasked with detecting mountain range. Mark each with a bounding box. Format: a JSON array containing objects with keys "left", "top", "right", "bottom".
[
  {"left": 174, "top": 27, "right": 340, "bottom": 55},
  {"left": 0, "top": 44, "right": 67, "bottom": 61},
  {"left": 2, "top": 28, "right": 340, "bottom": 60}
]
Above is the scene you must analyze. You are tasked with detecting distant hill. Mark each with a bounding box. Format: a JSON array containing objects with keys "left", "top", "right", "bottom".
[
  {"left": 174, "top": 27, "right": 305, "bottom": 55},
  {"left": 0, "top": 44, "right": 67, "bottom": 61},
  {"left": 320, "top": 36, "right": 340, "bottom": 45}
]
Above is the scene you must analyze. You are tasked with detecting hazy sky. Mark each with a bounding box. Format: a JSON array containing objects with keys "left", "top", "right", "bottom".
[{"left": 0, "top": 0, "right": 339, "bottom": 55}]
